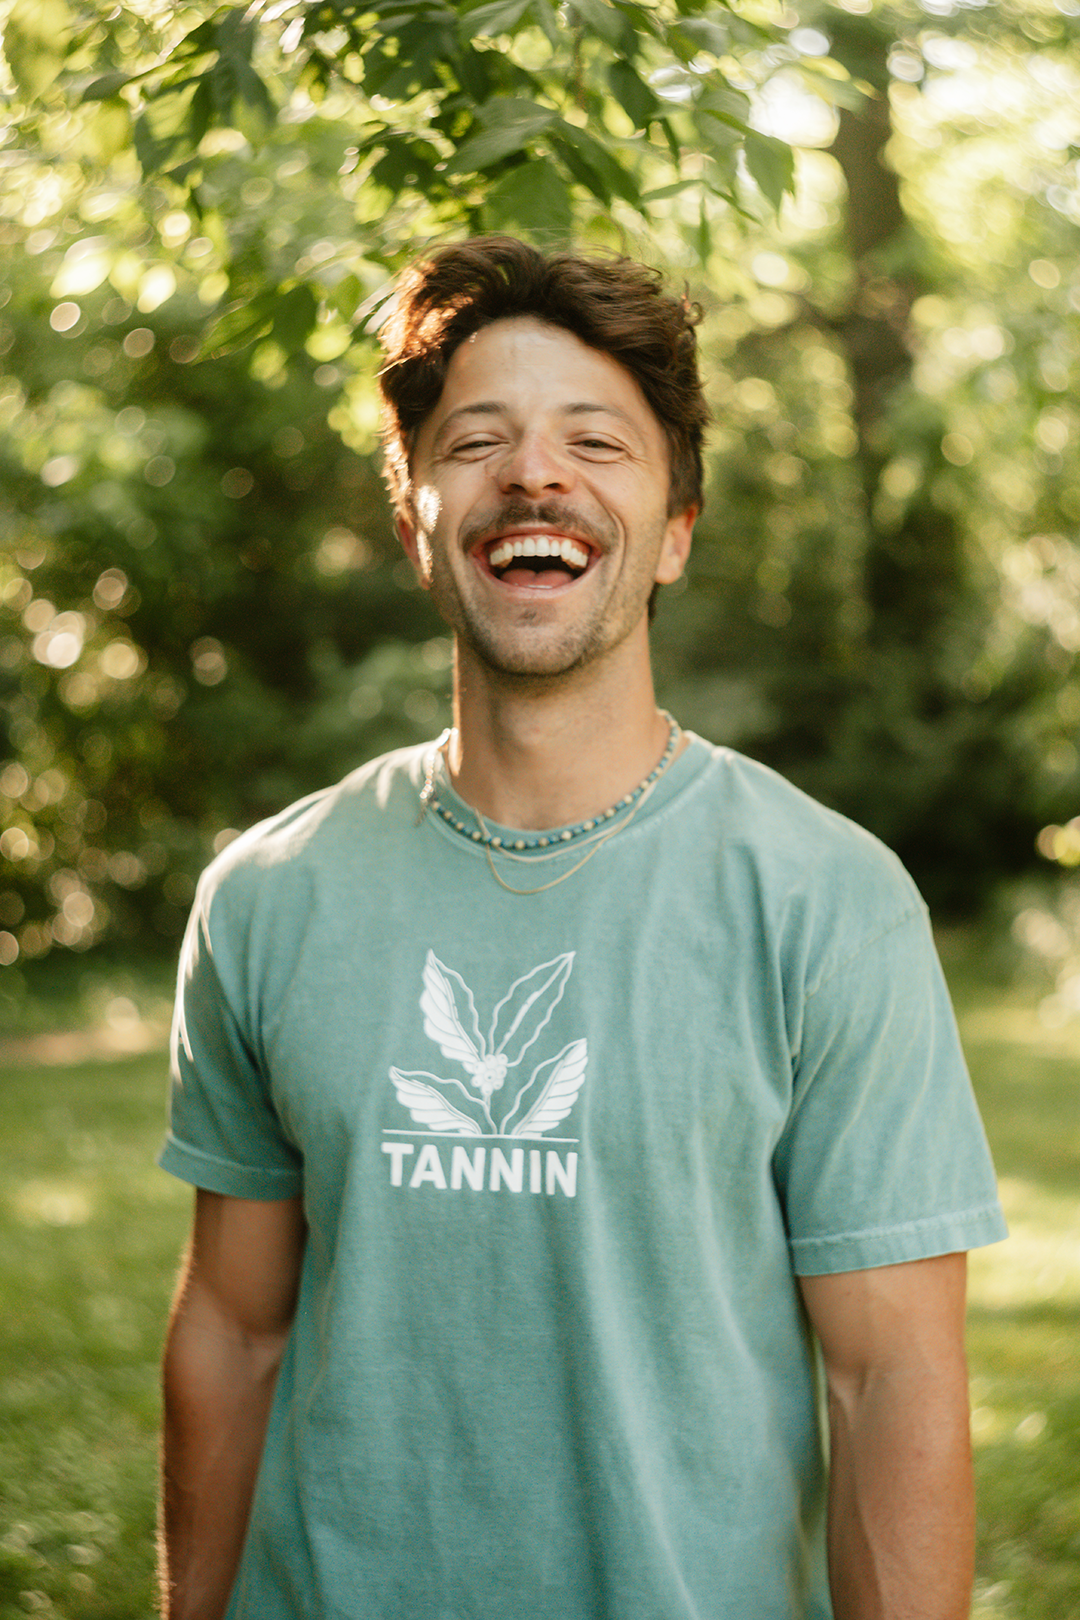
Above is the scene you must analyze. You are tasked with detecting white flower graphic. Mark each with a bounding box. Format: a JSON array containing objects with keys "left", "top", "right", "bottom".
[{"left": 389, "top": 950, "right": 587, "bottom": 1137}]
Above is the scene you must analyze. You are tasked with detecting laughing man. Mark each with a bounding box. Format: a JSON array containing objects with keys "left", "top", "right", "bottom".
[{"left": 160, "top": 236, "right": 1006, "bottom": 1620}]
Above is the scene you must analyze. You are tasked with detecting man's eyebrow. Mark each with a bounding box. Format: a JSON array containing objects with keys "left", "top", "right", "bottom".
[
  {"left": 563, "top": 401, "right": 637, "bottom": 426},
  {"left": 431, "top": 399, "right": 641, "bottom": 447}
]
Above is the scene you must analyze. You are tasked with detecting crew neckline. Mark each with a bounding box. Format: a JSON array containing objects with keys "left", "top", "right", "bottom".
[{"left": 422, "top": 730, "right": 713, "bottom": 860}]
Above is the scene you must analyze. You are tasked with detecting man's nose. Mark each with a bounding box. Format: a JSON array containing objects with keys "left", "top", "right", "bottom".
[{"left": 495, "top": 434, "right": 574, "bottom": 497}]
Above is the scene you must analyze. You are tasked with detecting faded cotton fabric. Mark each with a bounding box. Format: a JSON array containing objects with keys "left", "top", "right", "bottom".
[{"left": 161, "top": 735, "right": 1006, "bottom": 1620}]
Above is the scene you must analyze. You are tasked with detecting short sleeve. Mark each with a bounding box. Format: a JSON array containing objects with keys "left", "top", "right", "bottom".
[
  {"left": 159, "top": 879, "right": 304, "bottom": 1200},
  {"left": 775, "top": 907, "right": 1006, "bottom": 1275}
]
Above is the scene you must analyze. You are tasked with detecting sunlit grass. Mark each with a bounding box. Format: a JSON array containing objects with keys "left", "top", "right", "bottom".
[
  {"left": 951, "top": 975, "right": 1080, "bottom": 1620},
  {"left": 0, "top": 940, "right": 1077, "bottom": 1618},
  {"left": 0, "top": 1053, "right": 187, "bottom": 1620}
]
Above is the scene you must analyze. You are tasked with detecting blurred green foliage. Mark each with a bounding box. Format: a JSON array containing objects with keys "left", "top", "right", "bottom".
[
  {"left": 651, "top": 0, "right": 1080, "bottom": 914},
  {"left": 0, "top": 253, "right": 453, "bottom": 967},
  {"left": 3, "top": 0, "right": 1080, "bottom": 999}
]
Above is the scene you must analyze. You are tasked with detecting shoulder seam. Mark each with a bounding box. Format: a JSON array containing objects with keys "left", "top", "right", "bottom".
[{"left": 804, "top": 903, "right": 926, "bottom": 1003}]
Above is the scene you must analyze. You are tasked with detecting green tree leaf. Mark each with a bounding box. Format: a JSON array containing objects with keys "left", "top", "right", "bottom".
[
  {"left": 528, "top": 0, "right": 563, "bottom": 49},
  {"left": 743, "top": 130, "right": 795, "bottom": 212},
  {"left": 368, "top": 21, "right": 455, "bottom": 99},
  {"left": 551, "top": 121, "right": 640, "bottom": 206},
  {"left": 484, "top": 157, "right": 573, "bottom": 235},
  {"left": 2, "top": 0, "right": 71, "bottom": 98},
  {"left": 201, "top": 290, "right": 280, "bottom": 357},
  {"left": 697, "top": 85, "right": 752, "bottom": 130},
  {"left": 455, "top": 44, "right": 493, "bottom": 102},
  {"left": 548, "top": 128, "right": 612, "bottom": 205},
  {"left": 330, "top": 274, "right": 367, "bottom": 320},
  {"left": 272, "top": 284, "right": 320, "bottom": 351},
  {"left": 671, "top": 15, "right": 731, "bottom": 60},
  {"left": 564, "top": 0, "right": 625, "bottom": 48},
  {"left": 442, "top": 99, "right": 557, "bottom": 174},
  {"left": 606, "top": 59, "right": 660, "bottom": 130},
  {"left": 461, "top": 0, "right": 534, "bottom": 36},
  {"left": 83, "top": 99, "right": 133, "bottom": 162},
  {"left": 82, "top": 71, "right": 135, "bottom": 102},
  {"left": 696, "top": 113, "right": 741, "bottom": 152}
]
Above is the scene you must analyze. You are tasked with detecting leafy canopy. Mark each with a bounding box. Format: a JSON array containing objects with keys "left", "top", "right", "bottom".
[{"left": 0, "top": 0, "right": 819, "bottom": 359}]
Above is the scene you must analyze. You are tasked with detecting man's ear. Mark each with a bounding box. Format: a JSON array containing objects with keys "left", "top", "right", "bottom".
[
  {"left": 395, "top": 513, "right": 430, "bottom": 588},
  {"left": 654, "top": 505, "right": 697, "bottom": 586}
]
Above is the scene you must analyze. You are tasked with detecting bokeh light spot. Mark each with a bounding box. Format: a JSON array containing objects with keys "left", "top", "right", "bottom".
[
  {"left": 40, "top": 456, "right": 79, "bottom": 487},
  {"left": 49, "top": 302, "right": 82, "bottom": 332},
  {"left": 122, "top": 328, "right": 155, "bottom": 358}
]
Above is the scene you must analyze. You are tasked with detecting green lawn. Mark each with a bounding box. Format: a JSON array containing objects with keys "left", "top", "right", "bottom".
[
  {"left": 955, "top": 990, "right": 1080, "bottom": 1620},
  {"left": 0, "top": 1051, "right": 187, "bottom": 1620},
  {"left": 0, "top": 946, "right": 1077, "bottom": 1619}
]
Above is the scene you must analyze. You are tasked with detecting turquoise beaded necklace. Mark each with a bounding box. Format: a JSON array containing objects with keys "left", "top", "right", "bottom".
[{"left": 419, "top": 713, "right": 681, "bottom": 894}]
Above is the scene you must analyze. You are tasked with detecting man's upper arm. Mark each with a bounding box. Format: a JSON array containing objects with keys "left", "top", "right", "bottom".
[
  {"left": 799, "top": 1253, "right": 968, "bottom": 1392},
  {"left": 175, "top": 1189, "right": 307, "bottom": 1341}
]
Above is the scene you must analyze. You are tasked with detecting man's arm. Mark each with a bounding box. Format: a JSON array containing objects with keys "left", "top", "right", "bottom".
[
  {"left": 160, "top": 1188, "right": 307, "bottom": 1620},
  {"left": 799, "top": 1252, "right": 973, "bottom": 1620}
]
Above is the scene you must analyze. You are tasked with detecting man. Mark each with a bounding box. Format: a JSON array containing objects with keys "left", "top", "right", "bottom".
[{"left": 159, "top": 236, "right": 1006, "bottom": 1620}]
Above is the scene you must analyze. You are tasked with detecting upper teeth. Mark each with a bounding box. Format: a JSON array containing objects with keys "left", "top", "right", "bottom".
[{"left": 488, "top": 536, "right": 590, "bottom": 571}]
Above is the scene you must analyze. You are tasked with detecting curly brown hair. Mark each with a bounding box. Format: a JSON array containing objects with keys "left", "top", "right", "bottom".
[{"left": 377, "top": 236, "right": 708, "bottom": 521}]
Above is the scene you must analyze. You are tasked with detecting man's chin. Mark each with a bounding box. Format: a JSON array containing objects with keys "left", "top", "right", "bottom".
[{"left": 458, "top": 627, "right": 604, "bottom": 683}]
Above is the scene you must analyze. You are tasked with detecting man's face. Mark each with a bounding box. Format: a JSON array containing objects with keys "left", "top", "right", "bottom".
[{"left": 398, "top": 317, "right": 696, "bottom": 683}]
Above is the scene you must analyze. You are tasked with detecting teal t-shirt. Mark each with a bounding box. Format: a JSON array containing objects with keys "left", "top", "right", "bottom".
[{"left": 162, "top": 734, "right": 1006, "bottom": 1620}]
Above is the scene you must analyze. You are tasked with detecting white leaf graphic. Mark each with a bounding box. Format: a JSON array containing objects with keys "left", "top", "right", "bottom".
[
  {"left": 510, "top": 1040, "right": 588, "bottom": 1138},
  {"left": 390, "top": 1069, "right": 484, "bottom": 1136},
  {"left": 489, "top": 951, "right": 574, "bottom": 1066},
  {"left": 420, "top": 951, "right": 484, "bottom": 1069}
]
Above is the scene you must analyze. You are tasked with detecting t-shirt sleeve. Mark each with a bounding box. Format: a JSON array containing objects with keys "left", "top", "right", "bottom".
[
  {"left": 774, "top": 904, "right": 1007, "bottom": 1275},
  {"left": 159, "top": 878, "right": 304, "bottom": 1200}
]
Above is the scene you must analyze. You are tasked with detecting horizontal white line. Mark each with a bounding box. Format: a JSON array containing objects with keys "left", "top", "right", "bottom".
[{"left": 381, "top": 1131, "right": 579, "bottom": 1143}]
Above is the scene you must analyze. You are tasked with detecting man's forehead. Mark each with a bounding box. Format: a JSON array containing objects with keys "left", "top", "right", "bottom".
[
  {"left": 420, "top": 317, "right": 659, "bottom": 443},
  {"left": 444, "top": 314, "right": 628, "bottom": 380}
]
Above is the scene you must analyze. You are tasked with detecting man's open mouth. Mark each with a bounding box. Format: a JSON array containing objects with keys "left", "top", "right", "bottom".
[{"left": 484, "top": 535, "right": 592, "bottom": 587}]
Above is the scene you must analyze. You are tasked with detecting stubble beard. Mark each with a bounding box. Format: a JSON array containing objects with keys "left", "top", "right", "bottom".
[
  {"left": 428, "top": 555, "right": 610, "bottom": 683},
  {"left": 459, "top": 609, "right": 613, "bottom": 686},
  {"left": 423, "top": 499, "right": 666, "bottom": 685}
]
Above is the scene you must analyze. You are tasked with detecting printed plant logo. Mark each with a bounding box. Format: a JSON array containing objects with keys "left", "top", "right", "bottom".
[{"left": 390, "top": 950, "right": 587, "bottom": 1138}]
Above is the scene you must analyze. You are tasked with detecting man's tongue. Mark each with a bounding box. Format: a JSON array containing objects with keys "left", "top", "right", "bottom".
[{"left": 499, "top": 561, "right": 574, "bottom": 589}]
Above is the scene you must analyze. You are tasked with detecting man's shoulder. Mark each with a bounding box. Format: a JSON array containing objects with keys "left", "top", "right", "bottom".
[
  {"left": 698, "top": 740, "right": 897, "bottom": 856},
  {"left": 694, "top": 740, "right": 923, "bottom": 923},
  {"left": 195, "top": 740, "right": 429, "bottom": 904}
]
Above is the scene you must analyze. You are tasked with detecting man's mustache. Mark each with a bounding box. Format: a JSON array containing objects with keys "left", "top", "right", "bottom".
[{"left": 460, "top": 500, "right": 614, "bottom": 552}]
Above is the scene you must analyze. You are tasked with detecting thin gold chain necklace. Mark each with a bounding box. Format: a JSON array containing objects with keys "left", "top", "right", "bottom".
[{"left": 420, "top": 714, "right": 681, "bottom": 895}]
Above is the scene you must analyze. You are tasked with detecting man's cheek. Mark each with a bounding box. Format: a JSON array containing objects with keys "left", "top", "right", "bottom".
[{"left": 415, "top": 484, "right": 441, "bottom": 532}]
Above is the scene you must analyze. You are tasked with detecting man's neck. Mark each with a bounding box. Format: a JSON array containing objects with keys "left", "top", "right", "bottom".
[{"left": 444, "top": 642, "right": 679, "bottom": 832}]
